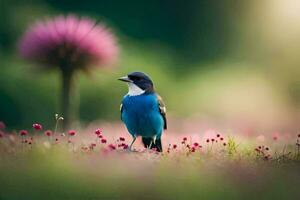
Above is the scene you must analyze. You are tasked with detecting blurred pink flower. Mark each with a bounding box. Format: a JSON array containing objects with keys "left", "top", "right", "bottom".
[
  {"left": 19, "top": 15, "right": 118, "bottom": 70},
  {"left": 122, "top": 144, "right": 128, "bottom": 149},
  {"left": 0, "top": 121, "right": 5, "bottom": 129},
  {"left": 68, "top": 130, "right": 76, "bottom": 136},
  {"left": 33, "top": 123, "right": 43, "bottom": 131},
  {"left": 0, "top": 130, "right": 4, "bottom": 138},
  {"left": 191, "top": 147, "right": 196, "bottom": 152},
  {"left": 95, "top": 129, "right": 102, "bottom": 136},
  {"left": 256, "top": 135, "right": 265, "bottom": 142},
  {"left": 20, "top": 130, "right": 28, "bottom": 136},
  {"left": 272, "top": 132, "right": 280, "bottom": 141},
  {"left": 44, "top": 130, "right": 52, "bottom": 136},
  {"left": 108, "top": 144, "right": 116, "bottom": 150},
  {"left": 193, "top": 142, "right": 199, "bottom": 147}
]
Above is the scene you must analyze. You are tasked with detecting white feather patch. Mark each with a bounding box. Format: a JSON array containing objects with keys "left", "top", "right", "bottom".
[{"left": 127, "top": 83, "right": 145, "bottom": 96}]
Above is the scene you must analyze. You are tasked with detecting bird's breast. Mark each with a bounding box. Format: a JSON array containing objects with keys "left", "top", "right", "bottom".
[{"left": 122, "top": 94, "right": 158, "bottom": 113}]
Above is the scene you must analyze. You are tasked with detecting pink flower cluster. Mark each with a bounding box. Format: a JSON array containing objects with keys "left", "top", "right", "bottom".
[
  {"left": 95, "top": 129, "right": 107, "bottom": 143},
  {"left": 206, "top": 133, "right": 226, "bottom": 146},
  {"left": 93, "top": 129, "right": 128, "bottom": 151}
]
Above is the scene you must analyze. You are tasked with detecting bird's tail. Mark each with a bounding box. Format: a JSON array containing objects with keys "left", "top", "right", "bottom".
[{"left": 142, "top": 137, "right": 163, "bottom": 152}]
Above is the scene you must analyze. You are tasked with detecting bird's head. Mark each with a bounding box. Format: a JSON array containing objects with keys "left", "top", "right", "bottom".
[{"left": 118, "top": 72, "right": 154, "bottom": 96}]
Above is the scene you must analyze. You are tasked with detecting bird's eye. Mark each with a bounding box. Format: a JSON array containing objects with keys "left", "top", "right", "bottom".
[{"left": 132, "top": 76, "right": 140, "bottom": 81}]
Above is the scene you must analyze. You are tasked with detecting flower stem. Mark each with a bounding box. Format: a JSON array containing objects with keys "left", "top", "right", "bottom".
[{"left": 61, "top": 70, "right": 75, "bottom": 130}]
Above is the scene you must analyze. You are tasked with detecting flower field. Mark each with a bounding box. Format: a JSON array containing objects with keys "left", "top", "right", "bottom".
[
  {"left": 1, "top": 119, "right": 300, "bottom": 200},
  {"left": 2, "top": 1, "right": 300, "bottom": 199}
]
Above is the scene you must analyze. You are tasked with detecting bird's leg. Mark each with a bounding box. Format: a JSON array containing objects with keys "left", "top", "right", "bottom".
[
  {"left": 153, "top": 135, "right": 157, "bottom": 144},
  {"left": 147, "top": 136, "right": 157, "bottom": 150},
  {"left": 129, "top": 136, "right": 137, "bottom": 151},
  {"left": 148, "top": 140, "right": 153, "bottom": 150}
]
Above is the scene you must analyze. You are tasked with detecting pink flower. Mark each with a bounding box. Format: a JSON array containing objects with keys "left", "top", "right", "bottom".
[
  {"left": 0, "top": 121, "right": 5, "bottom": 129},
  {"left": 101, "top": 138, "right": 107, "bottom": 144},
  {"left": 44, "top": 130, "right": 52, "bottom": 136},
  {"left": 272, "top": 132, "right": 280, "bottom": 141},
  {"left": 183, "top": 137, "right": 187, "bottom": 141},
  {"left": 173, "top": 144, "right": 177, "bottom": 149},
  {"left": 33, "top": 123, "right": 43, "bottom": 130},
  {"left": 19, "top": 15, "right": 118, "bottom": 70},
  {"left": 95, "top": 129, "right": 102, "bottom": 135},
  {"left": 108, "top": 144, "right": 116, "bottom": 150},
  {"left": 256, "top": 135, "right": 265, "bottom": 142},
  {"left": 193, "top": 142, "right": 199, "bottom": 147},
  {"left": 20, "top": 130, "right": 28, "bottom": 136},
  {"left": 191, "top": 147, "right": 196, "bottom": 152},
  {"left": 68, "top": 130, "right": 76, "bottom": 136},
  {"left": 117, "top": 143, "right": 129, "bottom": 149},
  {"left": 0, "top": 131, "right": 4, "bottom": 138}
]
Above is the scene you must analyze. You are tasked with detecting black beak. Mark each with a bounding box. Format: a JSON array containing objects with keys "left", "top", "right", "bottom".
[{"left": 118, "top": 76, "right": 133, "bottom": 83}]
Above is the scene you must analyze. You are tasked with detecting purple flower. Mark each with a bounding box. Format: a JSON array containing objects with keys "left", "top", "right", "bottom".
[{"left": 19, "top": 15, "right": 118, "bottom": 70}]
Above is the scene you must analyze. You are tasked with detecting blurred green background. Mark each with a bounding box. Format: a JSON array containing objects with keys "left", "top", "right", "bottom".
[{"left": 1, "top": 0, "right": 300, "bottom": 129}]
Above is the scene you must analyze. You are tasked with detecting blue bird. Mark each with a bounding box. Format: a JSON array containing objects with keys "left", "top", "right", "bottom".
[{"left": 118, "top": 72, "right": 167, "bottom": 152}]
